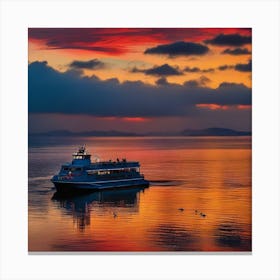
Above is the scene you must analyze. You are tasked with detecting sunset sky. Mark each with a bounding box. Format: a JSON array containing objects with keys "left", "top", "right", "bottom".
[{"left": 28, "top": 28, "right": 252, "bottom": 133}]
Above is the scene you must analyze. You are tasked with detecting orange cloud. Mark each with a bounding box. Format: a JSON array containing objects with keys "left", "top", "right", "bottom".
[
  {"left": 197, "top": 104, "right": 252, "bottom": 111},
  {"left": 122, "top": 117, "right": 150, "bottom": 122},
  {"left": 196, "top": 104, "right": 230, "bottom": 110},
  {"left": 237, "top": 105, "right": 252, "bottom": 110},
  {"left": 96, "top": 116, "right": 150, "bottom": 122}
]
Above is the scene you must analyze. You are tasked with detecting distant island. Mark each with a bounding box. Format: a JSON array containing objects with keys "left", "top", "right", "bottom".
[
  {"left": 29, "top": 127, "right": 251, "bottom": 137},
  {"left": 181, "top": 127, "right": 251, "bottom": 136}
]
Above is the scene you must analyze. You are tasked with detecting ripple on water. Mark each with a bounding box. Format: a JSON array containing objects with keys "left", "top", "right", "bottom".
[{"left": 215, "top": 222, "right": 251, "bottom": 250}]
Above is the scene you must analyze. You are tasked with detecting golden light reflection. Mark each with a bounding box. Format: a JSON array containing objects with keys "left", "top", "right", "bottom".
[{"left": 29, "top": 141, "right": 251, "bottom": 252}]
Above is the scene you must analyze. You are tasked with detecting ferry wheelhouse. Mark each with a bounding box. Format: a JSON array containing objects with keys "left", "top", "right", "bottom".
[{"left": 51, "top": 146, "right": 149, "bottom": 192}]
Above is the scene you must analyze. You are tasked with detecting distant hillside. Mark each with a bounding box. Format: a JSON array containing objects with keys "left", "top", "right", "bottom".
[
  {"left": 29, "top": 127, "right": 251, "bottom": 137},
  {"left": 181, "top": 127, "right": 251, "bottom": 136}
]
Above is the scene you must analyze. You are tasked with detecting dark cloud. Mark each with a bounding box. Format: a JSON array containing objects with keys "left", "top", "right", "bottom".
[
  {"left": 201, "top": 68, "right": 215, "bottom": 73},
  {"left": 218, "top": 65, "right": 234, "bottom": 71},
  {"left": 155, "top": 77, "right": 169, "bottom": 86},
  {"left": 199, "top": 75, "right": 211, "bottom": 85},
  {"left": 144, "top": 41, "right": 209, "bottom": 57},
  {"left": 217, "top": 61, "right": 252, "bottom": 72},
  {"left": 131, "top": 64, "right": 183, "bottom": 76},
  {"left": 218, "top": 82, "right": 249, "bottom": 89},
  {"left": 205, "top": 33, "right": 251, "bottom": 46},
  {"left": 49, "top": 45, "right": 122, "bottom": 54},
  {"left": 222, "top": 48, "right": 251, "bottom": 55},
  {"left": 29, "top": 61, "right": 251, "bottom": 118},
  {"left": 69, "top": 59, "right": 105, "bottom": 70},
  {"left": 184, "top": 66, "right": 200, "bottom": 73},
  {"left": 183, "top": 76, "right": 211, "bottom": 87},
  {"left": 234, "top": 60, "right": 252, "bottom": 72},
  {"left": 183, "top": 80, "right": 200, "bottom": 87},
  {"left": 184, "top": 66, "right": 215, "bottom": 73}
]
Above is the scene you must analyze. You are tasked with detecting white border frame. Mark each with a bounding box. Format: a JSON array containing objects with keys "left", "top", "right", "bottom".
[{"left": 1, "top": 0, "right": 279, "bottom": 279}]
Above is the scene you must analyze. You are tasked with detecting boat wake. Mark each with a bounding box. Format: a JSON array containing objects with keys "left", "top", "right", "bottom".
[{"left": 28, "top": 176, "right": 52, "bottom": 182}]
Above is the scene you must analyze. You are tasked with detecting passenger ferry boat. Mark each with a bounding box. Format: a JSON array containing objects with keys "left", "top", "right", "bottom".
[{"left": 51, "top": 146, "right": 149, "bottom": 192}]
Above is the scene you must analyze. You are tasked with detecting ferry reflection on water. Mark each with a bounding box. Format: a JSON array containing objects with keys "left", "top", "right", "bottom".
[{"left": 51, "top": 187, "right": 146, "bottom": 231}]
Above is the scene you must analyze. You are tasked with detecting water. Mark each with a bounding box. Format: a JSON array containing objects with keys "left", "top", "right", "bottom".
[{"left": 28, "top": 136, "right": 251, "bottom": 252}]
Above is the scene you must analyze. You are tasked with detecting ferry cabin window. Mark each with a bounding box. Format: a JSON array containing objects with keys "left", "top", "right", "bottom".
[
  {"left": 63, "top": 167, "right": 82, "bottom": 172},
  {"left": 98, "top": 170, "right": 110, "bottom": 175},
  {"left": 73, "top": 155, "right": 90, "bottom": 160},
  {"left": 73, "top": 156, "right": 83, "bottom": 159},
  {"left": 70, "top": 167, "right": 82, "bottom": 172},
  {"left": 123, "top": 168, "right": 139, "bottom": 172},
  {"left": 95, "top": 168, "right": 139, "bottom": 175},
  {"left": 87, "top": 171, "right": 98, "bottom": 176}
]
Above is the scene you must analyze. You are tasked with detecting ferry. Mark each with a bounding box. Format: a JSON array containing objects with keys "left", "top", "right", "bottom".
[{"left": 51, "top": 146, "right": 149, "bottom": 193}]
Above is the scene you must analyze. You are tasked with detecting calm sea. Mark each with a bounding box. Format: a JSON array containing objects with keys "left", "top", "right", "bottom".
[{"left": 28, "top": 136, "right": 251, "bottom": 252}]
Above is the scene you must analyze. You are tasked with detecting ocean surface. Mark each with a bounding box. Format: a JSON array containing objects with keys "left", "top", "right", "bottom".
[{"left": 28, "top": 136, "right": 251, "bottom": 252}]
